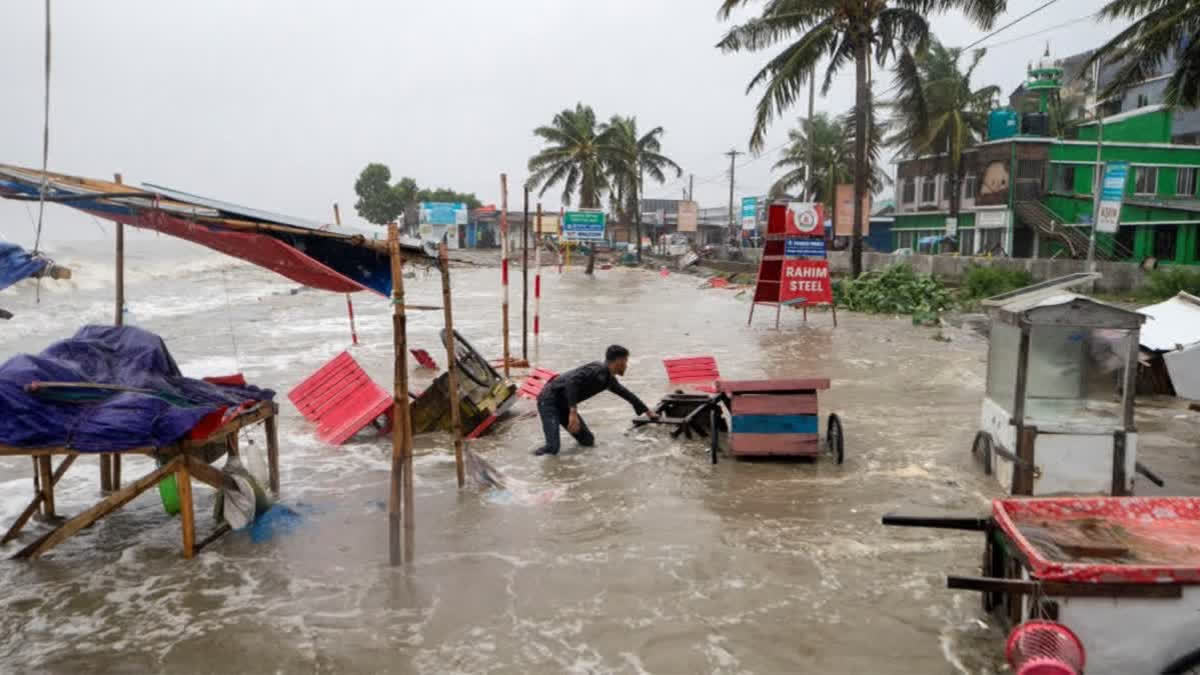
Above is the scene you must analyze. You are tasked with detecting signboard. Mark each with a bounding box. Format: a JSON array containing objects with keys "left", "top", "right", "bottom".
[
  {"left": 780, "top": 260, "right": 833, "bottom": 304},
  {"left": 976, "top": 209, "right": 1010, "bottom": 229},
  {"left": 1096, "top": 161, "right": 1129, "bottom": 234},
  {"left": 677, "top": 201, "right": 698, "bottom": 232},
  {"left": 419, "top": 201, "right": 467, "bottom": 249},
  {"left": 563, "top": 209, "right": 606, "bottom": 241},
  {"left": 785, "top": 238, "right": 826, "bottom": 258},
  {"left": 785, "top": 202, "right": 824, "bottom": 237},
  {"left": 536, "top": 213, "right": 561, "bottom": 234},
  {"left": 741, "top": 197, "right": 757, "bottom": 230},
  {"left": 834, "top": 184, "right": 871, "bottom": 236}
]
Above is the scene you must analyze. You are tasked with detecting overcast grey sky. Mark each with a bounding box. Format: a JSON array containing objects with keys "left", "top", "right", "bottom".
[{"left": 1, "top": 1, "right": 1130, "bottom": 247}]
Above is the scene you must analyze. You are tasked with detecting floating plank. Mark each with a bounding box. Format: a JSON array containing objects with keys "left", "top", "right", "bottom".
[
  {"left": 718, "top": 378, "right": 830, "bottom": 394},
  {"left": 731, "top": 414, "right": 818, "bottom": 434},
  {"left": 731, "top": 393, "right": 817, "bottom": 415},
  {"left": 729, "top": 433, "right": 820, "bottom": 456}
]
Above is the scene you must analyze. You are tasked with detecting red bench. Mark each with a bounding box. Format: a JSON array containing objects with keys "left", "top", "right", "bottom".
[
  {"left": 288, "top": 352, "right": 393, "bottom": 445},
  {"left": 663, "top": 356, "right": 721, "bottom": 393}
]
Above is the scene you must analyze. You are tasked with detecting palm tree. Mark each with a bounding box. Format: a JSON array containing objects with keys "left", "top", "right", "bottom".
[
  {"left": 716, "top": 0, "right": 1006, "bottom": 278},
  {"left": 1084, "top": 0, "right": 1200, "bottom": 108},
  {"left": 527, "top": 103, "right": 613, "bottom": 274},
  {"left": 887, "top": 39, "right": 999, "bottom": 233},
  {"left": 605, "top": 116, "right": 682, "bottom": 262},
  {"left": 770, "top": 110, "right": 889, "bottom": 208}
]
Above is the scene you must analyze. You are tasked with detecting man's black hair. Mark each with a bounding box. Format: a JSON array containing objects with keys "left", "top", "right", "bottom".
[{"left": 605, "top": 345, "right": 630, "bottom": 363}]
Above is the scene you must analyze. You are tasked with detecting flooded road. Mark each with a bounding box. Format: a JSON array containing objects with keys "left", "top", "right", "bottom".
[{"left": 10, "top": 243, "right": 1194, "bottom": 673}]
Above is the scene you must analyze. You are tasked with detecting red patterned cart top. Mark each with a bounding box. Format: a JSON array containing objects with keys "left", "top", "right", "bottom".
[{"left": 993, "top": 497, "right": 1200, "bottom": 584}]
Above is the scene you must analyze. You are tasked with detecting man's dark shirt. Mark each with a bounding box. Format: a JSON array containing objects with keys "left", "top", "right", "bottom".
[{"left": 539, "top": 361, "right": 649, "bottom": 415}]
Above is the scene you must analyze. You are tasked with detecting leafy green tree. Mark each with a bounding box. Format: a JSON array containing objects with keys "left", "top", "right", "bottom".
[
  {"left": 1085, "top": 0, "right": 1200, "bottom": 108},
  {"left": 716, "top": 0, "right": 1006, "bottom": 278},
  {"left": 353, "top": 163, "right": 408, "bottom": 225},
  {"left": 605, "top": 115, "right": 681, "bottom": 262},
  {"left": 886, "top": 39, "right": 998, "bottom": 230}
]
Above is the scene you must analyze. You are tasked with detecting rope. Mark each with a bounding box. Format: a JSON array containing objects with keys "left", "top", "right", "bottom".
[
  {"left": 32, "top": 0, "right": 51, "bottom": 256},
  {"left": 219, "top": 266, "right": 243, "bottom": 371}
]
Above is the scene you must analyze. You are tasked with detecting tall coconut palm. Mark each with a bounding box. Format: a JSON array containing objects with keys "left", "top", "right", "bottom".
[
  {"left": 716, "top": 0, "right": 1006, "bottom": 278},
  {"left": 770, "top": 110, "right": 889, "bottom": 208},
  {"left": 605, "top": 115, "right": 682, "bottom": 262},
  {"left": 887, "top": 39, "right": 999, "bottom": 232},
  {"left": 527, "top": 103, "right": 613, "bottom": 274},
  {"left": 1083, "top": 0, "right": 1200, "bottom": 108}
]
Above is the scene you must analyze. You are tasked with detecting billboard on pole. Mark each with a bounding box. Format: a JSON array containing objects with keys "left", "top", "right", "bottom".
[
  {"left": 834, "top": 184, "right": 871, "bottom": 236},
  {"left": 419, "top": 201, "right": 467, "bottom": 249},
  {"left": 563, "top": 210, "right": 606, "bottom": 241},
  {"left": 741, "top": 197, "right": 757, "bottom": 230},
  {"left": 677, "top": 201, "right": 698, "bottom": 232},
  {"left": 1096, "top": 161, "right": 1129, "bottom": 234}
]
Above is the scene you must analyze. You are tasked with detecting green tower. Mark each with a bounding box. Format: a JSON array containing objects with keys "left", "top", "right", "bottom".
[{"left": 1026, "top": 44, "right": 1063, "bottom": 113}]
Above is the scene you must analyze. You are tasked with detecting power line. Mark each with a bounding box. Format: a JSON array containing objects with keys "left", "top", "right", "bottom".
[
  {"left": 962, "top": 0, "right": 1065, "bottom": 51},
  {"left": 973, "top": 11, "right": 1098, "bottom": 50}
]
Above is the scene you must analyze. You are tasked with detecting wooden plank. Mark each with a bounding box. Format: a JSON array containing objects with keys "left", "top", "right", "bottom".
[
  {"left": 729, "top": 434, "right": 820, "bottom": 456},
  {"left": 177, "top": 460, "right": 195, "bottom": 559},
  {"left": 265, "top": 412, "right": 280, "bottom": 494},
  {"left": 731, "top": 393, "right": 817, "bottom": 415},
  {"left": 15, "top": 457, "right": 182, "bottom": 559},
  {"left": 947, "top": 575, "right": 1183, "bottom": 599},
  {"left": 731, "top": 414, "right": 818, "bottom": 434},
  {"left": 718, "top": 378, "right": 830, "bottom": 393},
  {"left": 194, "top": 523, "right": 232, "bottom": 553},
  {"left": 881, "top": 513, "right": 989, "bottom": 531},
  {"left": 37, "top": 456, "right": 55, "bottom": 518},
  {"left": 184, "top": 457, "right": 231, "bottom": 490},
  {"left": 1, "top": 455, "right": 76, "bottom": 544},
  {"left": 112, "top": 454, "right": 121, "bottom": 490}
]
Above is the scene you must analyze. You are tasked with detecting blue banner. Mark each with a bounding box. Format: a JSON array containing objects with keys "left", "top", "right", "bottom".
[{"left": 785, "top": 238, "right": 826, "bottom": 258}]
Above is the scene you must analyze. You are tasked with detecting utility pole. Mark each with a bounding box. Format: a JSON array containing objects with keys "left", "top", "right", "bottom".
[
  {"left": 1087, "top": 57, "right": 1105, "bottom": 272},
  {"left": 688, "top": 174, "right": 694, "bottom": 201},
  {"left": 726, "top": 149, "right": 742, "bottom": 244},
  {"left": 807, "top": 67, "right": 816, "bottom": 201}
]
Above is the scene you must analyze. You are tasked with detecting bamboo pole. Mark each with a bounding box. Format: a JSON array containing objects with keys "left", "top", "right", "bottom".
[
  {"left": 103, "top": 172, "right": 126, "bottom": 493},
  {"left": 522, "top": 186, "right": 529, "bottom": 361},
  {"left": 177, "top": 458, "right": 195, "bottom": 559},
  {"left": 438, "top": 242, "right": 466, "bottom": 488},
  {"left": 534, "top": 204, "right": 543, "bottom": 368},
  {"left": 386, "top": 222, "right": 413, "bottom": 565},
  {"left": 500, "top": 174, "right": 510, "bottom": 378},
  {"left": 332, "top": 203, "right": 359, "bottom": 346}
]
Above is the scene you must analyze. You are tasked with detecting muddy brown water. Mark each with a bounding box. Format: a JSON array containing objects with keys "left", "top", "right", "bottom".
[{"left": 1, "top": 247, "right": 1196, "bottom": 673}]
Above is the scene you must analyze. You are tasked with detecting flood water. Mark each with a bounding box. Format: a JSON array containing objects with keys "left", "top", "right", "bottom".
[{"left": 1, "top": 241, "right": 1039, "bottom": 673}]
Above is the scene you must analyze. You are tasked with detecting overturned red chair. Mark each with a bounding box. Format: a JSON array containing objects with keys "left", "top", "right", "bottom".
[
  {"left": 518, "top": 367, "right": 558, "bottom": 400},
  {"left": 663, "top": 355, "right": 721, "bottom": 393},
  {"left": 288, "top": 351, "right": 393, "bottom": 445}
]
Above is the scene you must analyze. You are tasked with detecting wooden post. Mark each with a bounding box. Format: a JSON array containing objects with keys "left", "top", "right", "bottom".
[
  {"left": 522, "top": 186, "right": 529, "bottom": 361},
  {"left": 500, "top": 174, "right": 511, "bottom": 378},
  {"left": 37, "top": 455, "right": 55, "bottom": 518},
  {"left": 104, "top": 172, "right": 126, "bottom": 494},
  {"left": 2, "top": 455, "right": 75, "bottom": 544},
  {"left": 265, "top": 409, "right": 280, "bottom": 494},
  {"left": 534, "top": 204, "right": 543, "bottom": 367},
  {"left": 1012, "top": 325, "right": 1033, "bottom": 495},
  {"left": 439, "top": 243, "right": 466, "bottom": 487},
  {"left": 332, "top": 203, "right": 359, "bottom": 346},
  {"left": 177, "top": 458, "right": 195, "bottom": 559},
  {"left": 387, "top": 222, "right": 413, "bottom": 565}
]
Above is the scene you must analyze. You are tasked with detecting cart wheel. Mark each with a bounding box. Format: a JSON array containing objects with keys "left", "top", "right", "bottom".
[
  {"left": 972, "top": 431, "right": 993, "bottom": 476},
  {"left": 826, "top": 413, "right": 844, "bottom": 465},
  {"left": 709, "top": 406, "right": 719, "bottom": 465},
  {"left": 1163, "top": 648, "right": 1200, "bottom": 674}
]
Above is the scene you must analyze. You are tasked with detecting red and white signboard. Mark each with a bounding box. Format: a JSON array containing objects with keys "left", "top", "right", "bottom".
[
  {"left": 785, "top": 202, "right": 824, "bottom": 237},
  {"left": 780, "top": 259, "right": 833, "bottom": 304}
]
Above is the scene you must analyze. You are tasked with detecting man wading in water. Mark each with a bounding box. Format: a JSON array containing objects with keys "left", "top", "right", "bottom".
[{"left": 533, "top": 345, "right": 657, "bottom": 456}]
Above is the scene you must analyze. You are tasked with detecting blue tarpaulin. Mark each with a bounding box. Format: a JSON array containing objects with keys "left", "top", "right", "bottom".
[
  {"left": 0, "top": 241, "right": 48, "bottom": 291},
  {"left": 0, "top": 325, "right": 274, "bottom": 451}
]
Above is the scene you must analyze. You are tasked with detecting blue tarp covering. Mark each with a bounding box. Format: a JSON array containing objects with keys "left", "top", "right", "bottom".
[
  {"left": 0, "top": 241, "right": 49, "bottom": 291},
  {"left": 0, "top": 325, "right": 274, "bottom": 451}
]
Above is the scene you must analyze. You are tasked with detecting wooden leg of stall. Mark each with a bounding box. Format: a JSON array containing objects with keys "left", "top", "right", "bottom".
[
  {"left": 100, "top": 455, "right": 112, "bottom": 493},
  {"left": 37, "top": 456, "right": 55, "bottom": 519},
  {"left": 176, "top": 459, "right": 196, "bottom": 559},
  {"left": 2, "top": 455, "right": 76, "bottom": 545},
  {"left": 15, "top": 457, "right": 182, "bottom": 560},
  {"left": 265, "top": 411, "right": 280, "bottom": 495},
  {"left": 111, "top": 455, "right": 121, "bottom": 490}
]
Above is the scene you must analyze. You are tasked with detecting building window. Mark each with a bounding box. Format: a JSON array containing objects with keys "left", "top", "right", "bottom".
[
  {"left": 896, "top": 230, "right": 915, "bottom": 249},
  {"left": 921, "top": 177, "right": 937, "bottom": 203},
  {"left": 1137, "top": 93, "right": 1150, "bottom": 108},
  {"left": 902, "top": 178, "right": 915, "bottom": 204},
  {"left": 1054, "top": 165, "right": 1077, "bottom": 193},
  {"left": 959, "top": 229, "right": 974, "bottom": 255},
  {"left": 1134, "top": 166, "right": 1159, "bottom": 195},
  {"left": 1177, "top": 167, "right": 1197, "bottom": 197},
  {"left": 1152, "top": 225, "right": 1179, "bottom": 260},
  {"left": 962, "top": 175, "right": 977, "bottom": 201},
  {"left": 1115, "top": 225, "right": 1136, "bottom": 259},
  {"left": 1017, "top": 159, "right": 1043, "bottom": 180}
]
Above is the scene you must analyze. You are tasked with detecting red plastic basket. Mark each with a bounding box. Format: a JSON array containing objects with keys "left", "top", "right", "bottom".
[{"left": 1006, "top": 620, "right": 1085, "bottom": 675}]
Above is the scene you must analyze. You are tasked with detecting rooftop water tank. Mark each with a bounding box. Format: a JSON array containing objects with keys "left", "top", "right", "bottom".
[{"left": 989, "top": 109, "right": 1019, "bottom": 141}]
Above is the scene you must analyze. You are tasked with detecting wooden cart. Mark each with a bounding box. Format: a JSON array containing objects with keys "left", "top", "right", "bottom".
[{"left": 885, "top": 497, "right": 1200, "bottom": 674}]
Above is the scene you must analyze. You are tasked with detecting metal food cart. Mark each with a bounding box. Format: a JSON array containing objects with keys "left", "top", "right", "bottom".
[{"left": 971, "top": 274, "right": 1154, "bottom": 496}]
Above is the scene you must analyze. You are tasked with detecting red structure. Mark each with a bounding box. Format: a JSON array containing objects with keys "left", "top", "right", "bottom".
[
  {"left": 718, "top": 378, "right": 835, "bottom": 459},
  {"left": 288, "top": 351, "right": 392, "bottom": 445},
  {"left": 662, "top": 356, "right": 721, "bottom": 393},
  {"left": 748, "top": 202, "right": 836, "bottom": 328}
]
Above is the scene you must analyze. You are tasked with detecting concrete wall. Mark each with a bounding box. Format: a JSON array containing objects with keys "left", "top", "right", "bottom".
[{"left": 828, "top": 251, "right": 1147, "bottom": 293}]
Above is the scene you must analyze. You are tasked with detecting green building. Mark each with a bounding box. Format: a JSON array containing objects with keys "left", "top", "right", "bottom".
[{"left": 892, "top": 57, "right": 1200, "bottom": 267}]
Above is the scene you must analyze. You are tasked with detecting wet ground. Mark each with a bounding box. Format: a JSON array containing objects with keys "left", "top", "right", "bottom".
[{"left": 1, "top": 243, "right": 1197, "bottom": 673}]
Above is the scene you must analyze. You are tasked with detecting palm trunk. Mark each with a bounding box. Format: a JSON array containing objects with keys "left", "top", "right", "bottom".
[
  {"left": 851, "top": 37, "right": 869, "bottom": 279},
  {"left": 582, "top": 172, "right": 596, "bottom": 275},
  {"left": 635, "top": 165, "right": 644, "bottom": 264}
]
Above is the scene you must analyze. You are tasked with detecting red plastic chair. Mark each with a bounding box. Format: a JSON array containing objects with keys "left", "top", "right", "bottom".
[
  {"left": 518, "top": 368, "right": 559, "bottom": 400},
  {"left": 288, "top": 351, "right": 393, "bottom": 445},
  {"left": 663, "top": 356, "right": 721, "bottom": 393}
]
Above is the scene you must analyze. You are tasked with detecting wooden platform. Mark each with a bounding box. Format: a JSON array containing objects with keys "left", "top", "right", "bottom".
[{"left": 0, "top": 401, "right": 280, "bottom": 560}]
